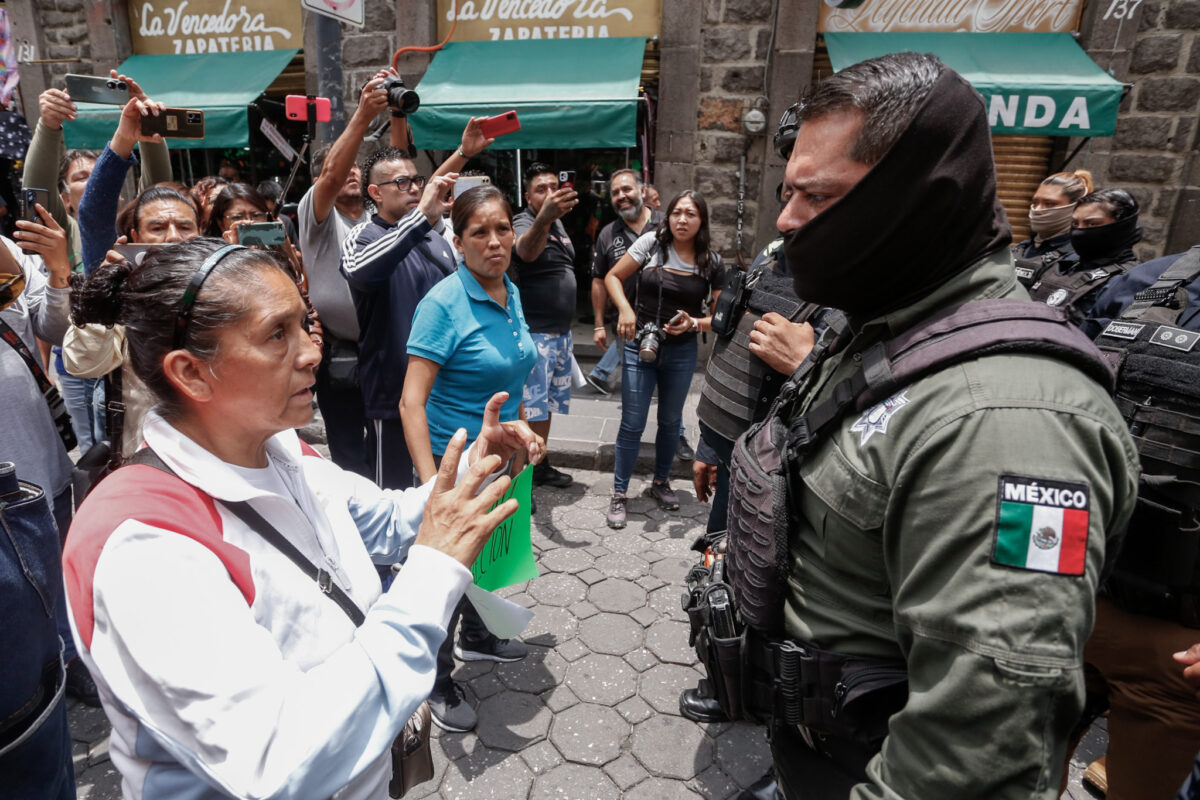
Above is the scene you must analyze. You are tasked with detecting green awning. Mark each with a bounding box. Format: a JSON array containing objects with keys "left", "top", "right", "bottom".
[
  {"left": 62, "top": 50, "right": 298, "bottom": 150},
  {"left": 408, "top": 38, "right": 645, "bottom": 150},
  {"left": 825, "top": 33, "right": 1123, "bottom": 137}
]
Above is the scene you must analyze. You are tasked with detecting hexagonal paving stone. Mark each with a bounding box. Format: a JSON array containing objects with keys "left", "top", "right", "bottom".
[
  {"left": 645, "top": 619, "right": 696, "bottom": 665},
  {"left": 625, "top": 776, "right": 705, "bottom": 798},
  {"left": 623, "top": 647, "right": 659, "bottom": 672},
  {"left": 474, "top": 691, "right": 551, "bottom": 751},
  {"left": 629, "top": 606, "right": 661, "bottom": 627},
  {"left": 538, "top": 547, "right": 595, "bottom": 574},
  {"left": 649, "top": 584, "right": 682, "bottom": 614},
  {"left": 564, "top": 653, "right": 638, "bottom": 705},
  {"left": 522, "top": 605, "right": 580, "bottom": 646},
  {"left": 520, "top": 739, "right": 564, "bottom": 775},
  {"left": 588, "top": 578, "right": 648, "bottom": 614},
  {"left": 548, "top": 702, "right": 628, "bottom": 765},
  {"left": 602, "top": 532, "right": 655, "bottom": 555},
  {"left": 714, "top": 723, "right": 773, "bottom": 788},
  {"left": 639, "top": 663, "right": 706, "bottom": 714},
  {"left": 528, "top": 573, "right": 588, "bottom": 607},
  {"left": 594, "top": 551, "right": 651, "bottom": 579},
  {"left": 652, "top": 555, "right": 693, "bottom": 583},
  {"left": 495, "top": 646, "right": 568, "bottom": 694},
  {"left": 690, "top": 765, "right": 740, "bottom": 799},
  {"left": 556, "top": 638, "right": 590, "bottom": 662},
  {"left": 541, "top": 683, "right": 580, "bottom": 713},
  {"left": 616, "top": 695, "right": 654, "bottom": 724},
  {"left": 652, "top": 536, "right": 696, "bottom": 558},
  {"left": 567, "top": 600, "right": 600, "bottom": 620},
  {"left": 530, "top": 762, "right": 620, "bottom": 800},
  {"left": 603, "top": 753, "right": 650, "bottom": 791},
  {"left": 439, "top": 746, "right": 535, "bottom": 799},
  {"left": 632, "top": 714, "right": 714, "bottom": 779},
  {"left": 579, "top": 612, "right": 645, "bottom": 656}
]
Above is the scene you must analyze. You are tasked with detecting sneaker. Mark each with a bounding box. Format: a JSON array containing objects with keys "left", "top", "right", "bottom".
[
  {"left": 66, "top": 658, "right": 102, "bottom": 708},
  {"left": 678, "top": 434, "right": 695, "bottom": 462},
  {"left": 428, "top": 682, "right": 477, "bottom": 733},
  {"left": 584, "top": 373, "right": 611, "bottom": 396},
  {"left": 606, "top": 493, "right": 627, "bottom": 529},
  {"left": 533, "top": 461, "right": 573, "bottom": 488},
  {"left": 455, "top": 636, "right": 528, "bottom": 663},
  {"left": 644, "top": 480, "right": 680, "bottom": 511}
]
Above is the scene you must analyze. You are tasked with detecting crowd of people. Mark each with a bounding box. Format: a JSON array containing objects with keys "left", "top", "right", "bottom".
[{"left": 3, "top": 49, "right": 1200, "bottom": 800}]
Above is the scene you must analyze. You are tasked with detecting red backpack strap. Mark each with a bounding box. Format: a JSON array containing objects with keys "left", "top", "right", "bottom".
[
  {"left": 298, "top": 440, "right": 322, "bottom": 459},
  {"left": 63, "top": 464, "right": 255, "bottom": 650}
]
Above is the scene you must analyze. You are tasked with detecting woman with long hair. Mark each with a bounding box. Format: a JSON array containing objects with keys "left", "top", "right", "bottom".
[
  {"left": 1012, "top": 170, "right": 1093, "bottom": 288},
  {"left": 603, "top": 189, "right": 725, "bottom": 529}
]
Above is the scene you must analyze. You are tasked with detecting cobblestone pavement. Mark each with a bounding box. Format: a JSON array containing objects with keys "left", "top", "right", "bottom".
[{"left": 70, "top": 465, "right": 1108, "bottom": 799}]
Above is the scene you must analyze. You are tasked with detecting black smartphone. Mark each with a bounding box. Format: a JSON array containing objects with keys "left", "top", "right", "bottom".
[
  {"left": 64, "top": 74, "right": 130, "bottom": 105},
  {"left": 20, "top": 188, "right": 49, "bottom": 223},
  {"left": 559, "top": 170, "right": 576, "bottom": 190},
  {"left": 236, "top": 221, "right": 288, "bottom": 247},
  {"left": 141, "top": 108, "right": 205, "bottom": 139},
  {"left": 668, "top": 310, "right": 687, "bottom": 327}
]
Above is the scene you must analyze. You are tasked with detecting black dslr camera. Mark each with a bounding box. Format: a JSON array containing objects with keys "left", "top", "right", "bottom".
[
  {"left": 637, "top": 323, "right": 664, "bottom": 363},
  {"left": 382, "top": 76, "right": 420, "bottom": 116}
]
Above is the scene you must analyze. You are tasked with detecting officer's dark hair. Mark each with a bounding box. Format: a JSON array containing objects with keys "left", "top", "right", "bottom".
[
  {"left": 609, "top": 168, "right": 643, "bottom": 188},
  {"left": 58, "top": 149, "right": 99, "bottom": 193},
  {"left": 798, "top": 51, "right": 945, "bottom": 166},
  {"left": 359, "top": 147, "right": 414, "bottom": 205},
  {"left": 1078, "top": 189, "right": 1139, "bottom": 222},
  {"left": 257, "top": 179, "right": 283, "bottom": 205},
  {"left": 523, "top": 162, "right": 556, "bottom": 191},
  {"left": 205, "top": 183, "right": 269, "bottom": 237},
  {"left": 124, "top": 186, "right": 200, "bottom": 240},
  {"left": 70, "top": 238, "right": 290, "bottom": 420},
  {"left": 656, "top": 190, "right": 713, "bottom": 279},
  {"left": 451, "top": 185, "right": 513, "bottom": 237}
]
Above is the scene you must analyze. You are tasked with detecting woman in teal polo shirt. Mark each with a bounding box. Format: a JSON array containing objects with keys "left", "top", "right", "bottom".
[{"left": 400, "top": 183, "right": 537, "bottom": 733}]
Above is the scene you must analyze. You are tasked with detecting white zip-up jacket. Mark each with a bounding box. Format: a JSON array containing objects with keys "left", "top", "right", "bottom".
[{"left": 64, "top": 410, "right": 473, "bottom": 800}]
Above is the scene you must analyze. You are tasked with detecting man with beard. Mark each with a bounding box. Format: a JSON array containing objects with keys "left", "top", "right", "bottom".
[
  {"left": 300, "top": 71, "right": 399, "bottom": 478},
  {"left": 586, "top": 168, "right": 662, "bottom": 394},
  {"left": 733, "top": 52, "right": 1138, "bottom": 797}
]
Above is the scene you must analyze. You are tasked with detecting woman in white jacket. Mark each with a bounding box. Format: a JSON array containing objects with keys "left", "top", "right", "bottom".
[{"left": 62, "top": 237, "right": 542, "bottom": 800}]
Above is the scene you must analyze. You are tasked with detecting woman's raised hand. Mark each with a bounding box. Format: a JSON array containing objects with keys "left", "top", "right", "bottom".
[
  {"left": 471, "top": 392, "right": 544, "bottom": 471},
  {"left": 415, "top": 429, "right": 518, "bottom": 568}
]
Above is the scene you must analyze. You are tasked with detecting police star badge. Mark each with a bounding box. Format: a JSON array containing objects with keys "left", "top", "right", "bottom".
[{"left": 850, "top": 390, "right": 909, "bottom": 445}]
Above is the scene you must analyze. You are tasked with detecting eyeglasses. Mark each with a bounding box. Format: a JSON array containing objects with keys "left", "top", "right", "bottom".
[
  {"left": 226, "top": 211, "right": 269, "bottom": 223},
  {"left": 374, "top": 175, "right": 428, "bottom": 192}
]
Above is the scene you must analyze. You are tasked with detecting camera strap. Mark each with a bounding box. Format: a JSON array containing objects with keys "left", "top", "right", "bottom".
[{"left": 633, "top": 240, "right": 667, "bottom": 327}]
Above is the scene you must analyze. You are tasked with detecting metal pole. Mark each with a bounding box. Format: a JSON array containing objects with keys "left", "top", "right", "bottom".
[
  {"left": 314, "top": 13, "right": 346, "bottom": 143},
  {"left": 515, "top": 148, "right": 522, "bottom": 207}
]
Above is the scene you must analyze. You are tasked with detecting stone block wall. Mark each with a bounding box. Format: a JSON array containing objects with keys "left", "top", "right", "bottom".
[{"left": 1107, "top": 0, "right": 1200, "bottom": 259}]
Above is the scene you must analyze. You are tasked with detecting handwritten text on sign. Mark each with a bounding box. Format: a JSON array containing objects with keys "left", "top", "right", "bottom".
[
  {"left": 131, "top": 0, "right": 301, "bottom": 55},
  {"left": 819, "top": 0, "right": 1085, "bottom": 33},
  {"left": 438, "top": 0, "right": 662, "bottom": 41},
  {"left": 470, "top": 465, "right": 539, "bottom": 592}
]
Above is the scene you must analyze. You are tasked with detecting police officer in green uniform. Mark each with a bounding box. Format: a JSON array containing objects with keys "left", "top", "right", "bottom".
[{"left": 744, "top": 53, "right": 1139, "bottom": 798}]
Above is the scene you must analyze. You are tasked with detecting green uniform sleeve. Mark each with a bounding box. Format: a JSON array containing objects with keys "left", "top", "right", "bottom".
[
  {"left": 137, "top": 139, "right": 172, "bottom": 189},
  {"left": 21, "top": 121, "right": 69, "bottom": 230},
  {"left": 853, "top": 394, "right": 1137, "bottom": 799}
]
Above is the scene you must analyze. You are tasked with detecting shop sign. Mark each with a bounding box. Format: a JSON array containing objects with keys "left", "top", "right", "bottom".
[
  {"left": 437, "top": 0, "right": 662, "bottom": 41},
  {"left": 819, "top": 0, "right": 1085, "bottom": 33},
  {"left": 130, "top": 0, "right": 302, "bottom": 55},
  {"left": 986, "top": 91, "right": 1116, "bottom": 136}
]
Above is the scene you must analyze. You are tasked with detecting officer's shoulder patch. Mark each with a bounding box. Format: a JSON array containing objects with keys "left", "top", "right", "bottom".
[
  {"left": 992, "top": 475, "right": 1089, "bottom": 576},
  {"left": 849, "top": 390, "right": 909, "bottom": 446}
]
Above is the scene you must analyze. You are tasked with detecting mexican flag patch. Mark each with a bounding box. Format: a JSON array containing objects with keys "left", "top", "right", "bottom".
[{"left": 992, "top": 475, "right": 1089, "bottom": 576}]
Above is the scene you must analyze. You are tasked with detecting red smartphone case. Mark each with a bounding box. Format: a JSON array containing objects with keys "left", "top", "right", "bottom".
[
  {"left": 285, "top": 95, "right": 332, "bottom": 123},
  {"left": 479, "top": 110, "right": 520, "bottom": 139}
]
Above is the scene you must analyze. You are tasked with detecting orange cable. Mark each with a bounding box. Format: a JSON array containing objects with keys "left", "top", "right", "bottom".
[{"left": 391, "top": 6, "right": 459, "bottom": 70}]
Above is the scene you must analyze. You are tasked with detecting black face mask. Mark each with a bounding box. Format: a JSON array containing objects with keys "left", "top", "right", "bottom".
[
  {"left": 784, "top": 68, "right": 1011, "bottom": 320},
  {"left": 1070, "top": 216, "right": 1142, "bottom": 266}
]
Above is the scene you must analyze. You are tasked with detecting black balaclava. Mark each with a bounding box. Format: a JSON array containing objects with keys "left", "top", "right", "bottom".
[
  {"left": 1070, "top": 215, "right": 1142, "bottom": 267},
  {"left": 785, "top": 67, "right": 1011, "bottom": 320}
]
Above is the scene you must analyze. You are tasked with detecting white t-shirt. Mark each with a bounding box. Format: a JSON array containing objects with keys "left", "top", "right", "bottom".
[
  {"left": 627, "top": 230, "right": 699, "bottom": 275},
  {"left": 298, "top": 187, "right": 365, "bottom": 342}
]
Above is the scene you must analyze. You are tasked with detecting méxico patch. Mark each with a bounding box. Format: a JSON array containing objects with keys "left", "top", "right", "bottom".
[{"left": 992, "top": 475, "right": 1089, "bottom": 576}]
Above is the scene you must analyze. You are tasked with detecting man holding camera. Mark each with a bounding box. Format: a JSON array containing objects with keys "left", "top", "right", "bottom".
[
  {"left": 300, "top": 70, "right": 409, "bottom": 480},
  {"left": 512, "top": 163, "right": 579, "bottom": 489}
]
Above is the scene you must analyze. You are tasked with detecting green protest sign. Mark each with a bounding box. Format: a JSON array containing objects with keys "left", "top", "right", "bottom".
[{"left": 471, "top": 465, "right": 539, "bottom": 592}]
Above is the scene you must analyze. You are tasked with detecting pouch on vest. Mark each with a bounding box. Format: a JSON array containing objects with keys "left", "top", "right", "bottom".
[{"left": 1095, "top": 247, "right": 1200, "bottom": 626}]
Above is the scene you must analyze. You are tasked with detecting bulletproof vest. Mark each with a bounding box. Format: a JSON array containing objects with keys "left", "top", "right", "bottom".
[
  {"left": 1013, "top": 247, "right": 1070, "bottom": 290},
  {"left": 697, "top": 265, "right": 821, "bottom": 443},
  {"left": 726, "top": 299, "right": 1116, "bottom": 634},
  {"left": 1094, "top": 247, "right": 1200, "bottom": 626},
  {"left": 1028, "top": 258, "right": 1136, "bottom": 311}
]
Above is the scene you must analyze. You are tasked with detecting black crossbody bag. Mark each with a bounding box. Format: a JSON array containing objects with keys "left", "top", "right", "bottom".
[{"left": 127, "top": 448, "right": 434, "bottom": 798}]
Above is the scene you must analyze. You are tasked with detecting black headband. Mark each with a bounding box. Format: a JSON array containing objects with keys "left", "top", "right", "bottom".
[{"left": 172, "top": 244, "right": 244, "bottom": 351}]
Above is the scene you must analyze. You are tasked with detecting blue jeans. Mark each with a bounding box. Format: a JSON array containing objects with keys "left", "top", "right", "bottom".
[
  {"left": 57, "top": 371, "right": 104, "bottom": 454},
  {"left": 590, "top": 339, "right": 621, "bottom": 383},
  {"left": 613, "top": 339, "right": 698, "bottom": 494},
  {"left": 697, "top": 421, "right": 734, "bottom": 533}
]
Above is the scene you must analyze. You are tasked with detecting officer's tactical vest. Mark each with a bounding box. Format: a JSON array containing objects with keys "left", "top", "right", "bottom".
[
  {"left": 1014, "top": 247, "right": 1070, "bottom": 290},
  {"left": 697, "top": 265, "right": 821, "bottom": 443},
  {"left": 1028, "top": 258, "right": 1137, "bottom": 310},
  {"left": 726, "top": 299, "right": 1115, "bottom": 634},
  {"left": 1094, "top": 247, "right": 1200, "bottom": 627}
]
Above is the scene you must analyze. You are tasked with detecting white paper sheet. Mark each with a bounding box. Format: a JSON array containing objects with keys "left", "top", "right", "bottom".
[{"left": 464, "top": 582, "right": 535, "bottom": 639}]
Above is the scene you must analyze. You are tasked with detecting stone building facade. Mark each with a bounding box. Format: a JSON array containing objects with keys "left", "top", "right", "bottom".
[{"left": 9, "top": 0, "right": 1199, "bottom": 261}]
